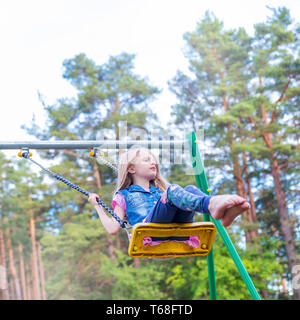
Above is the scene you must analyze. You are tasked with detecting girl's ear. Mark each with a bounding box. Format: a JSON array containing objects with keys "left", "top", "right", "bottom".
[{"left": 128, "top": 165, "right": 135, "bottom": 174}]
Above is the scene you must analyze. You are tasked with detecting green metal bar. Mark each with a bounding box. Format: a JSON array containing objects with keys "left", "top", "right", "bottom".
[
  {"left": 186, "top": 132, "right": 261, "bottom": 300},
  {"left": 186, "top": 132, "right": 217, "bottom": 300},
  {"left": 203, "top": 214, "right": 217, "bottom": 300}
]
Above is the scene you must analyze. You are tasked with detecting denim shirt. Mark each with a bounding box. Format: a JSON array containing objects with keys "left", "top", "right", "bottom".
[{"left": 116, "top": 184, "right": 163, "bottom": 226}]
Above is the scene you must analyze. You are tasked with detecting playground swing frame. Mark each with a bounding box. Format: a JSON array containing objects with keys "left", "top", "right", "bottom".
[{"left": 0, "top": 131, "right": 261, "bottom": 300}]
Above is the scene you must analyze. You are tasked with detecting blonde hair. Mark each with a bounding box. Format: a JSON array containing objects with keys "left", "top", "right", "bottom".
[{"left": 113, "top": 147, "right": 169, "bottom": 195}]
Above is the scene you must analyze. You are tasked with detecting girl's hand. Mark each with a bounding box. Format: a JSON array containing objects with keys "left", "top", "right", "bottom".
[
  {"left": 160, "top": 191, "right": 168, "bottom": 204},
  {"left": 88, "top": 193, "right": 100, "bottom": 207}
]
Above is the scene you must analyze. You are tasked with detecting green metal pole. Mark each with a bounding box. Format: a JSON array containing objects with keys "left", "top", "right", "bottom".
[
  {"left": 203, "top": 214, "right": 218, "bottom": 300},
  {"left": 186, "top": 132, "right": 217, "bottom": 300},
  {"left": 186, "top": 132, "right": 261, "bottom": 300}
]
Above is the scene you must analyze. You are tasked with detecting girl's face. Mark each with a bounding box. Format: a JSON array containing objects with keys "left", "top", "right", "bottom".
[{"left": 128, "top": 151, "right": 157, "bottom": 181}]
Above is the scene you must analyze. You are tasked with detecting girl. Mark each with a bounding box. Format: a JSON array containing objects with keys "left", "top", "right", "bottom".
[{"left": 88, "top": 148, "right": 250, "bottom": 244}]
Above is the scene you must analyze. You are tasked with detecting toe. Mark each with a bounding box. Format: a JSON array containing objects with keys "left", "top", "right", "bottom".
[{"left": 221, "top": 205, "right": 247, "bottom": 227}]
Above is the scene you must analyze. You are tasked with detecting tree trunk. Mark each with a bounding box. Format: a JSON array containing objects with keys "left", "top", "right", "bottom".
[
  {"left": 257, "top": 74, "right": 299, "bottom": 299},
  {"left": 260, "top": 96, "right": 299, "bottom": 299},
  {"left": 11, "top": 214, "right": 27, "bottom": 300},
  {"left": 37, "top": 242, "right": 46, "bottom": 300},
  {"left": 218, "top": 76, "right": 253, "bottom": 243},
  {"left": 269, "top": 153, "right": 300, "bottom": 299},
  {"left": 231, "top": 152, "right": 253, "bottom": 243},
  {"left": 277, "top": 248, "right": 288, "bottom": 298},
  {"left": 243, "top": 152, "right": 259, "bottom": 240},
  {"left": 18, "top": 244, "right": 27, "bottom": 300},
  {"left": 113, "top": 96, "right": 124, "bottom": 164},
  {"left": 281, "top": 276, "right": 288, "bottom": 297},
  {"left": 0, "top": 217, "right": 9, "bottom": 300},
  {"left": 93, "top": 162, "right": 102, "bottom": 189},
  {"left": 9, "top": 279, "right": 15, "bottom": 300},
  {"left": 4, "top": 216, "right": 22, "bottom": 300},
  {"left": 113, "top": 97, "right": 120, "bottom": 141},
  {"left": 29, "top": 204, "right": 41, "bottom": 300},
  {"left": 25, "top": 261, "right": 32, "bottom": 300},
  {"left": 213, "top": 45, "right": 255, "bottom": 242}
]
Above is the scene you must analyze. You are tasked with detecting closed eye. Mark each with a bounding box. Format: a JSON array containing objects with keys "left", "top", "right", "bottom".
[{"left": 142, "top": 156, "right": 155, "bottom": 163}]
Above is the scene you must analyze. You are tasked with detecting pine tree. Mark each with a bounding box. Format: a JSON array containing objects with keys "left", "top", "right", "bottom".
[
  {"left": 168, "top": 7, "right": 299, "bottom": 299},
  {"left": 21, "top": 52, "right": 167, "bottom": 298},
  {"left": 250, "top": 7, "right": 300, "bottom": 299}
]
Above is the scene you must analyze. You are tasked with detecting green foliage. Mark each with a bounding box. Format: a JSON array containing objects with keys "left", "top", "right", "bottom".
[
  {"left": 100, "top": 252, "right": 167, "bottom": 300},
  {"left": 163, "top": 232, "right": 283, "bottom": 300}
]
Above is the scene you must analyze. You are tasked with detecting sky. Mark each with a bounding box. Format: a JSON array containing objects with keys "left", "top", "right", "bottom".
[{"left": 0, "top": 0, "right": 299, "bottom": 150}]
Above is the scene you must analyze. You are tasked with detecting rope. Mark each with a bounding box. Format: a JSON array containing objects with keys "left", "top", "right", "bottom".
[{"left": 19, "top": 150, "right": 129, "bottom": 232}]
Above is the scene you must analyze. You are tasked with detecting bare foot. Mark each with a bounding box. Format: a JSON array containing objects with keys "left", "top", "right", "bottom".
[
  {"left": 208, "top": 195, "right": 250, "bottom": 226},
  {"left": 221, "top": 202, "right": 250, "bottom": 227}
]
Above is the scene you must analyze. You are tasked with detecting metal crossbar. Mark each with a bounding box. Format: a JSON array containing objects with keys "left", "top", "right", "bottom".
[{"left": 0, "top": 140, "right": 188, "bottom": 150}]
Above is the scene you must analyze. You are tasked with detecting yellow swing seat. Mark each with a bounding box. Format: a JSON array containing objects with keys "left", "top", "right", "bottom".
[{"left": 128, "top": 222, "right": 216, "bottom": 258}]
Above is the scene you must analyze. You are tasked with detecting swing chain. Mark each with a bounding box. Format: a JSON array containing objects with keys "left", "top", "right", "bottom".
[{"left": 18, "top": 149, "right": 129, "bottom": 230}]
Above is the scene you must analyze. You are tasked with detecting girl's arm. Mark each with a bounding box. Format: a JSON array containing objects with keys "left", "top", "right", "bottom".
[{"left": 88, "top": 193, "right": 126, "bottom": 235}]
